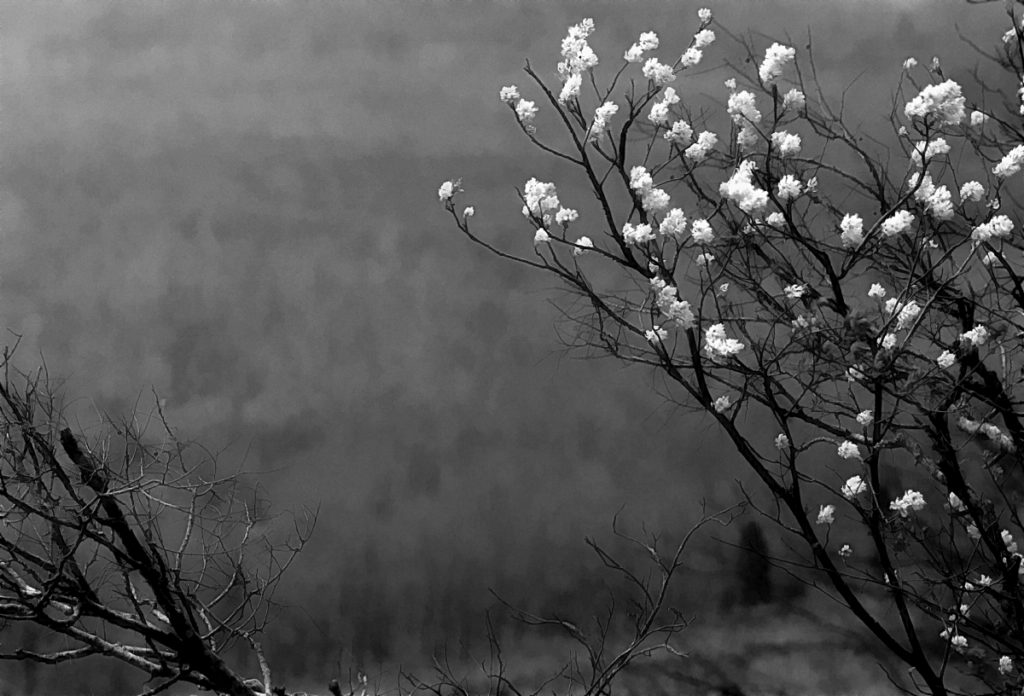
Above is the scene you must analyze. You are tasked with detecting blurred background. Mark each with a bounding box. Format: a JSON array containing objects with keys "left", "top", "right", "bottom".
[{"left": 0, "top": 1, "right": 1011, "bottom": 693}]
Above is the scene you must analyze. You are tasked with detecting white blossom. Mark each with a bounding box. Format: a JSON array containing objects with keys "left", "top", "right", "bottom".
[
  {"left": 534, "top": 228, "right": 551, "bottom": 245},
  {"left": 960, "top": 181, "right": 985, "bottom": 202},
  {"left": 719, "top": 160, "right": 768, "bottom": 214},
  {"left": 937, "top": 350, "right": 956, "bottom": 369},
  {"left": 889, "top": 490, "right": 926, "bottom": 517},
  {"left": 816, "top": 504, "right": 836, "bottom": 525},
  {"left": 713, "top": 395, "right": 732, "bottom": 413},
  {"left": 999, "top": 656, "right": 1014, "bottom": 675},
  {"left": 771, "top": 131, "right": 801, "bottom": 157},
  {"left": 993, "top": 144, "right": 1024, "bottom": 178},
  {"left": 911, "top": 137, "right": 950, "bottom": 167},
  {"left": 840, "top": 214, "right": 865, "bottom": 248},
  {"left": 970, "top": 110, "right": 989, "bottom": 128},
  {"left": 880, "top": 333, "right": 897, "bottom": 350},
  {"left": 684, "top": 131, "right": 718, "bottom": 162},
  {"left": 960, "top": 325, "right": 989, "bottom": 347},
  {"left": 972, "top": 215, "right": 1014, "bottom": 242},
  {"left": 650, "top": 277, "right": 696, "bottom": 329},
  {"left": 759, "top": 42, "right": 795, "bottom": 85},
  {"left": 784, "top": 284, "right": 806, "bottom": 300},
  {"left": 648, "top": 87, "right": 680, "bottom": 125},
  {"left": 868, "top": 284, "right": 887, "bottom": 299},
  {"left": 642, "top": 57, "right": 676, "bottom": 85},
  {"left": 839, "top": 544, "right": 853, "bottom": 558},
  {"left": 622, "top": 222, "right": 655, "bottom": 245},
  {"left": 438, "top": 180, "right": 457, "bottom": 202},
  {"left": 499, "top": 85, "right": 520, "bottom": 104},
  {"left": 693, "top": 29, "right": 715, "bottom": 48},
  {"left": 698, "top": 7, "right": 712, "bottom": 23},
  {"left": 838, "top": 443, "right": 863, "bottom": 462},
  {"left": 841, "top": 474, "right": 866, "bottom": 498},
  {"left": 645, "top": 325, "right": 668, "bottom": 343},
  {"left": 881, "top": 210, "right": 915, "bottom": 237},
  {"left": 558, "top": 73, "right": 583, "bottom": 103},
  {"left": 558, "top": 18, "right": 598, "bottom": 77},
  {"left": 776, "top": 175, "right": 802, "bottom": 200},
  {"left": 690, "top": 218, "right": 714, "bottom": 244},
  {"left": 704, "top": 323, "right": 745, "bottom": 361},
  {"left": 589, "top": 101, "right": 619, "bottom": 142},
  {"left": 904, "top": 80, "right": 966, "bottom": 125},
  {"left": 774, "top": 433, "right": 790, "bottom": 450},
  {"left": 948, "top": 492, "right": 966, "bottom": 512},
  {"left": 680, "top": 47, "right": 703, "bottom": 68},
  {"left": 573, "top": 236, "right": 594, "bottom": 256},
  {"left": 664, "top": 119, "right": 694, "bottom": 145},
  {"left": 782, "top": 88, "right": 805, "bottom": 111}
]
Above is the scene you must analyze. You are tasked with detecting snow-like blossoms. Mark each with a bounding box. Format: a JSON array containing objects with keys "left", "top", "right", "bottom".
[
  {"left": 589, "top": 101, "right": 619, "bottom": 141},
  {"left": 776, "top": 175, "right": 802, "bottom": 200},
  {"left": 651, "top": 277, "right": 696, "bottom": 329},
  {"left": 698, "top": 7, "right": 712, "bottom": 22},
  {"left": 856, "top": 410, "right": 874, "bottom": 427},
  {"left": 659, "top": 209, "right": 688, "bottom": 238},
  {"left": 909, "top": 173, "right": 954, "bottom": 220},
  {"left": 684, "top": 131, "right": 718, "bottom": 162},
  {"left": 642, "top": 58, "right": 675, "bottom": 85},
  {"left": 970, "top": 110, "right": 989, "bottom": 128},
  {"left": 842, "top": 474, "right": 867, "bottom": 498},
  {"left": 438, "top": 180, "right": 456, "bottom": 202},
  {"left": 624, "top": 30, "right": 658, "bottom": 62},
  {"left": 784, "top": 284, "right": 806, "bottom": 300},
  {"left": 839, "top": 544, "right": 853, "bottom": 558},
  {"left": 911, "top": 137, "right": 950, "bottom": 167},
  {"left": 693, "top": 29, "right": 715, "bottom": 48},
  {"left": 950, "top": 635, "right": 968, "bottom": 652},
  {"left": 713, "top": 395, "right": 732, "bottom": 413},
  {"left": 680, "top": 47, "right": 703, "bottom": 68},
  {"left": 903, "top": 57, "right": 917, "bottom": 70},
  {"left": 868, "top": 284, "right": 887, "bottom": 299},
  {"left": 499, "top": 85, "right": 520, "bottom": 104},
  {"left": 880, "top": 333, "right": 897, "bottom": 350},
  {"left": 972, "top": 215, "right": 1014, "bottom": 242},
  {"left": 645, "top": 326, "right": 668, "bottom": 344},
  {"left": 904, "top": 80, "right": 966, "bottom": 125},
  {"left": 838, "top": 442, "right": 863, "bottom": 462},
  {"left": 648, "top": 87, "right": 680, "bottom": 125},
  {"left": 937, "top": 350, "right": 956, "bottom": 369},
  {"left": 999, "top": 656, "right": 1014, "bottom": 675},
  {"left": 463, "top": 207, "right": 475, "bottom": 218},
  {"left": 960, "top": 181, "right": 985, "bottom": 202},
  {"left": 727, "top": 90, "right": 762, "bottom": 150},
  {"left": 515, "top": 99, "right": 539, "bottom": 130},
  {"left": 960, "top": 325, "right": 989, "bottom": 347},
  {"left": 771, "top": 131, "right": 801, "bottom": 157},
  {"left": 533, "top": 228, "right": 551, "bottom": 245},
  {"left": 782, "top": 88, "right": 805, "bottom": 111},
  {"left": 629, "top": 165, "right": 670, "bottom": 213},
  {"left": 817, "top": 505, "right": 836, "bottom": 525},
  {"left": 839, "top": 214, "right": 864, "bottom": 248},
  {"left": 664, "top": 119, "right": 693, "bottom": 145},
  {"left": 881, "top": 210, "right": 915, "bottom": 237},
  {"left": 695, "top": 252, "right": 714, "bottom": 267},
  {"left": 889, "top": 490, "right": 926, "bottom": 517},
  {"left": 558, "top": 73, "right": 583, "bottom": 103},
  {"left": 554, "top": 207, "right": 578, "bottom": 225},
  {"left": 993, "top": 144, "right": 1024, "bottom": 178},
  {"left": 758, "top": 43, "right": 795, "bottom": 85},
  {"left": 774, "top": 433, "right": 790, "bottom": 450},
  {"left": 884, "top": 299, "right": 921, "bottom": 330},
  {"left": 704, "top": 323, "right": 745, "bottom": 362},
  {"left": 1004, "top": 530, "right": 1018, "bottom": 554},
  {"left": 948, "top": 492, "right": 966, "bottom": 512},
  {"left": 523, "top": 178, "right": 561, "bottom": 222},
  {"left": 572, "top": 236, "right": 593, "bottom": 256},
  {"left": 622, "top": 222, "right": 655, "bottom": 246},
  {"left": 718, "top": 160, "right": 768, "bottom": 214},
  {"left": 558, "top": 18, "right": 598, "bottom": 77},
  {"left": 690, "top": 218, "right": 714, "bottom": 244}
]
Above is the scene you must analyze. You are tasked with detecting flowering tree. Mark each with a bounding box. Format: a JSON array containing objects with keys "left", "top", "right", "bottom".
[
  {"left": 441, "top": 5, "right": 1024, "bottom": 695},
  {"left": 0, "top": 350, "right": 315, "bottom": 696}
]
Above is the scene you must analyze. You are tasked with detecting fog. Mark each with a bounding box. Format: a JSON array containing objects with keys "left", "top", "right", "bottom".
[{"left": 0, "top": 1, "right": 1011, "bottom": 691}]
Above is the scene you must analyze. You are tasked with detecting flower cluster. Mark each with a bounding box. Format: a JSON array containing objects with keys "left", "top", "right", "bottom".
[
  {"left": 881, "top": 210, "right": 915, "bottom": 237},
  {"left": 649, "top": 87, "right": 680, "bottom": 125},
  {"left": 841, "top": 474, "right": 866, "bottom": 498},
  {"left": 629, "top": 165, "right": 671, "bottom": 213},
  {"left": 642, "top": 57, "right": 676, "bottom": 85},
  {"left": 994, "top": 144, "right": 1024, "bottom": 178},
  {"left": 622, "top": 222, "right": 655, "bottom": 245},
  {"left": 759, "top": 42, "right": 795, "bottom": 84},
  {"left": 770, "top": 131, "right": 801, "bottom": 157},
  {"left": 839, "top": 213, "right": 864, "bottom": 248},
  {"left": 909, "top": 172, "right": 954, "bottom": 220},
  {"left": 659, "top": 208, "right": 688, "bottom": 238},
  {"left": 890, "top": 490, "right": 926, "bottom": 517},
  {"left": 911, "top": 137, "right": 950, "bottom": 167},
  {"left": 651, "top": 277, "right": 696, "bottom": 329},
  {"left": 973, "top": 215, "right": 1014, "bottom": 242},
  {"left": 624, "top": 30, "right": 659, "bottom": 62},
  {"left": 589, "top": 101, "right": 619, "bottom": 142},
  {"left": 904, "top": 80, "right": 966, "bottom": 126},
  {"left": 684, "top": 131, "right": 718, "bottom": 162},
  {"left": 718, "top": 160, "right": 768, "bottom": 214},
  {"left": 727, "top": 90, "right": 762, "bottom": 151},
  {"left": 522, "top": 178, "right": 561, "bottom": 224},
  {"left": 776, "top": 175, "right": 802, "bottom": 200},
  {"left": 558, "top": 18, "right": 599, "bottom": 79},
  {"left": 704, "top": 323, "right": 745, "bottom": 362}
]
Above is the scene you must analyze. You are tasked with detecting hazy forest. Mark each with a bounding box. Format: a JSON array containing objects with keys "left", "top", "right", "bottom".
[{"left": 1, "top": 1, "right": 1022, "bottom": 695}]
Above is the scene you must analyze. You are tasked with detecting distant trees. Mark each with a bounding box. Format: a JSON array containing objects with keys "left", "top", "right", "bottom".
[
  {"left": 443, "top": 3, "right": 1024, "bottom": 694},
  {"left": 0, "top": 349, "right": 314, "bottom": 695}
]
